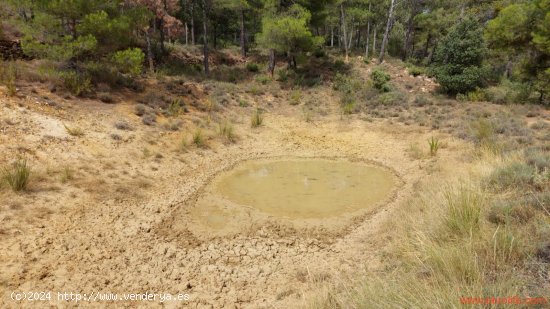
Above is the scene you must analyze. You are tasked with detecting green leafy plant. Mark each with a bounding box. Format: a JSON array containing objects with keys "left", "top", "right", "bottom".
[
  {"left": 428, "top": 136, "right": 440, "bottom": 156},
  {"left": 167, "top": 98, "right": 183, "bottom": 116},
  {"left": 3, "top": 158, "right": 31, "bottom": 191},
  {"left": 432, "top": 18, "right": 486, "bottom": 94},
  {"left": 111, "top": 48, "right": 144, "bottom": 77},
  {"left": 192, "top": 129, "right": 206, "bottom": 148}
]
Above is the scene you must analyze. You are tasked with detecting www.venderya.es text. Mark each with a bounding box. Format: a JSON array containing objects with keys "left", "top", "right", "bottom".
[{"left": 10, "top": 291, "right": 190, "bottom": 303}]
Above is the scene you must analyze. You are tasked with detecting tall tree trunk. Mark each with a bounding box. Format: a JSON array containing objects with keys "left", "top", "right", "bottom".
[
  {"left": 366, "top": 21, "right": 370, "bottom": 58},
  {"left": 424, "top": 33, "right": 431, "bottom": 59},
  {"left": 356, "top": 29, "right": 361, "bottom": 48},
  {"left": 159, "top": 18, "right": 166, "bottom": 56},
  {"left": 213, "top": 22, "right": 217, "bottom": 49},
  {"left": 191, "top": 3, "right": 196, "bottom": 45},
  {"left": 240, "top": 8, "right": 246, "bottom": 58},
  {"left": 145, "top": 28, "right": 154, "bottom": 72},
  {"left": 347, "top": 17, "right": 354, "bottom": 51},
  {"left": 340, "top": 4, "right": 349, "bottom": 61},
  {"left": 268, "top": 49, "right": 275, "bottom": 77},
  {"left": 331, "top": 27, "right": 334, "bottom": 47},
  {"left": 185, "top": 22, "right": 189, "bottom": 45},
  {"left": 403, "top": 0, "right": 418, "bottom": 60},
  {"left": 365, "top": 2, "right": 371, "bottom": 58},
  {"left": 372, "top": 27, "right": 377, "bottom": 56},
  {"left": 379, "top": 0, "right": 395, "bottom": 64},
  {"left": 202, "top": 0, "right": 209, "bottom": 74}
]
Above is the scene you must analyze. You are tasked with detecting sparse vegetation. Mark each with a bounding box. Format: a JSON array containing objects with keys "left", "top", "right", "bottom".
[
  {"left": 0, "top": 60, "right": 17, "bottom": 96},
  {"left": 3, "top": 158, "right": 31, "bottom": 191},
  {"left": 251, "top": 108, "right": 263, "bottom": 128},
  {"left": 428, "top": 136, "right": 440, "bottom": 156},
  {"left": 218, "top": 121, "right": 236, "bottom": 143},
  {"left": 64, "top": 124, "right": 85, "bottom": 136},
  {"left": 192, "top": 129, "right": 206, "bottom": 148}
]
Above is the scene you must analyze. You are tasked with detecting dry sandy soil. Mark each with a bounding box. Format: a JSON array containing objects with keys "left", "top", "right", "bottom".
[{"left": 0, "top": 62, "right": 487, "bottom": 308}]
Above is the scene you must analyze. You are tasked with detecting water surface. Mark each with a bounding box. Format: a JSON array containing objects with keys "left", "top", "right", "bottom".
[{"left": 214, "top": 159, "right": 396, "bottom": 219}]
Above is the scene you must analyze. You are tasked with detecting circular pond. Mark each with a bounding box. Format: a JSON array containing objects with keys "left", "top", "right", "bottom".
[{"left": 212, "top": 158, "right": 396, "bottom": 219}]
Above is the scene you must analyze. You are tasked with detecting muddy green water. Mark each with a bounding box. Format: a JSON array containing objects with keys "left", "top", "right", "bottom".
[{"left": 213, "top": 159, "right": 396, "bottom": 219}]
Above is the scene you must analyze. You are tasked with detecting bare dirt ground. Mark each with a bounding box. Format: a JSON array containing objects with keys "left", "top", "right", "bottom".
[{"left": 0, "top": 60, "right": 540, "bottom": 308}]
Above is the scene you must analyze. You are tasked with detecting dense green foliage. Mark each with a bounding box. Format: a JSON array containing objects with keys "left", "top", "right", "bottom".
[
  {"left": 432, "top": 18, "right": 486, "bottom": 94},
  {"left": 370, "top": 69, "right": 391, "bottom": 92},
  {"left": 0, "top": 0, "right": 548, "bottom": 103}
]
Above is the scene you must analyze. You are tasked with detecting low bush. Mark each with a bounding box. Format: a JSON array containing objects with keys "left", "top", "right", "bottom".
[
  {"left": 443, "top": 187, "right": 483, "bottom": 237},
  {"left": 289, "top": 89, "right": 301, "bottom": 105},
  {"left": 376, "top": 91, "right": 407, "bottom": 106},
  {"left": 0, "top": 60, "right": 17, "bottom": 96},
  {"left": 255, "top": 74, "right": 271, "bottom": 85},
  {"left": 60, "top": 71, "right": 92, "bottom": 96},
  {"left": 3, "top": 158, "right": 31, "bottom": 192},
  {"left": 428, "top": 137, "right": 440, "bottom": 156},
  {"left": 111, "top": 48, "right": 144, "bottom": 77},
  {"left": 218, "top": 121, "right": 236, "bottom": 143},
  {"left": 487, "top": 162, "right": 535, "bottom": 191},
  {"left": 371, "top": 69, "right": 391, "bottom": 92},
  {"left": 251, "top": 108, "right": 263, "bottom": 128},
  {"left": 246, "top": 62, "right": 260, "bottom": 72},
  {"left": 141, "top": 113, "right": 156, "bottom": 126},
  {"left": 413, "top": 95, "right": 432, "bottom": 106},
  {"left": 313, "top": 49, "right": 326, "bottom": 58},
  {"left": 407, "top": 65, "right": 426, "bottom": 77},
  {"left": 192, "top": 129, "right": 206, "bottom": 147}
]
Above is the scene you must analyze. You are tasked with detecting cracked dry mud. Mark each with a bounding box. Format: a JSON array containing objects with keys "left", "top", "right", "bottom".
[{"left": 0, "top": 87, "right": 464, "bottom": 308}]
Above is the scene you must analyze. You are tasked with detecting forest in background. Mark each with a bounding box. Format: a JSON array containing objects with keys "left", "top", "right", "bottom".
[{"left": 0, "top": 0, "right": 549, "bottom": 102}]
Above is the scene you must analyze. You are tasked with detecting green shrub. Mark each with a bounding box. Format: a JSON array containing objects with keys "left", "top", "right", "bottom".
[
  {"left": 414, "top": 95, "right": 432, "bottom": 106},
  {"left": 444, "top": 187, "right": 483, "bottom": 237},
  {"left": 289, "top": 89, "right": 301, "bottom": 105},
  {"left": 408, "top": 65, "right": 426, "bottom": 77},
  {"left": 60, "top": 71, "right": 91, "bottom": 96},
  {"left": 470, "top": 119, "right": 496, "bottom": 146},
  {"left": 166, "top": 98, "right": 183, "bottom": 116},
  {"left": 111, "top": 48, "right": 144, "bottom": 77},
  {"left": 255, "top": 74, "right": 271, "bottom": 85},
  {"left": 276, "top": 69, "right": 289, "bottom": 82},
  {"left": 251, "top": 108, "right": 263, "bottom": 128},
  {"left": 313, "top": 49, "right": 326, "bottom": 58},
  {"left": 342, "top": 102, "right": 356, "bottom": 115},
  {"left": 192, "top": 129, "right": 206, "bottom": 147},
  {"left": 371, "top": 69, "right": 391, "bottom": 92},
  {"left": 3, "top": 158, "right": 31, "bottom": 192},
  {"left": 466, "top": 88, "right": 487, "bottom": 102},
  {"left": 246, "top": 62, "right": 260, "bottom": 72},
  {"left": 0, "top": 60, "right": 17, "bottom": 96},
  {"left": 432, "top": 18, "right": 486, "bottom": 94},
  {"left": 333, "top": 59, "right": 346, "bottom": 71},
  {"left": 376, "top": 91, "right": 406, "bottom": 106},
  {"left": 218, "top": 121, "right": 236, "bottom": 143},
  {"left": 428, "top": 137, "right": 440, "bottom": 156},
  {"left": 488, "top": 163, "right": 535, "bottom": 191},
  {"left": 524, "top": 149, "right": 550, "bottom": 171}
]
